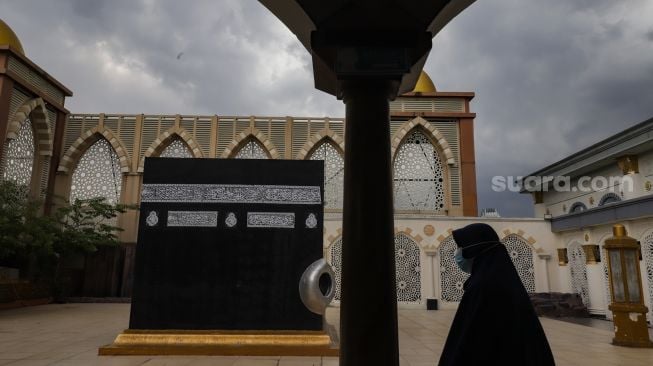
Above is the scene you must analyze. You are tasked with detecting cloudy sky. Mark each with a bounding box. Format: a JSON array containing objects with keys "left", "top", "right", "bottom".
[{"left": 2, "top": 0, "right": 653, "bottom": 216}]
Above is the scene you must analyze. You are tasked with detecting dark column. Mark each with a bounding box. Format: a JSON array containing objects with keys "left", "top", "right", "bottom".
[{"left": 340, "top": 80, "right": 399, "bottom": 366}]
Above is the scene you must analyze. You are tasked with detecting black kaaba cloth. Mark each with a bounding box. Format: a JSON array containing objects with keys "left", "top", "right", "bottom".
[
  {"left": 129, "top": 158, "right": 324, "bottom": 331},
  {"left": 438, "top": 223, "right": 555, "bottom": 366}
]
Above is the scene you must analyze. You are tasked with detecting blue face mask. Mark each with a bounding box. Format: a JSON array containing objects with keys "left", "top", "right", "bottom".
[
  {"left": 454, "top": 247, "right": 473, "bottom": 274},
  {"left": 454, "top": 240, "right": 501, "bottom": 274}
]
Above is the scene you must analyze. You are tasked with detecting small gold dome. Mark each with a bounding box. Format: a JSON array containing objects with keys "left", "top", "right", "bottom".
[
  {"left": 412, "top": 71, "right": 436, "bottom": 93},
  {"left": 0, "top": 19, "right": 25, "bottom": 55}
]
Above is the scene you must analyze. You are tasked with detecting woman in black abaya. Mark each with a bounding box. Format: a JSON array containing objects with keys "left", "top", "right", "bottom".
[{"left": 438, "top": 223, "right": 555, "bottom": 366}]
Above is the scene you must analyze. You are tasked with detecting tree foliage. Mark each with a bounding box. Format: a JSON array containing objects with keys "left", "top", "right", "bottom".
[{"left": 0, "top": 180, "right": 133, "bottom": 275}]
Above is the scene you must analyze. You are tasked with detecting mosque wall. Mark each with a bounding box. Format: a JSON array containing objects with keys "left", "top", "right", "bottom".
[
  {"left": 54, "top": 112, "right": 471, "bottom": 245},
  {"left": 25, "top": 106, "right": 475, "bottom": 298},
  {"left": 542, "top": 164, "right": 626, "bottom": 217},
  {"left": 552, "top": 218, "right": 653, "bottom": 320},
  {"left": 324, "top": 216, "right": 557, "bottom": 309}
]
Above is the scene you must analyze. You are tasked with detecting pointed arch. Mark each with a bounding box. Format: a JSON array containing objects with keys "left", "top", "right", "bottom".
[
  {"left": 434, "top": 228, "right": 455, "bottom": 249},
  {"left": 393, "top": 227, "right": 425, "bottom": 247},
  {"left": 325, "top": 235, "right": 343, "bottom": 301},
  {"left": 394, "top": 231, "right": 422, "bottom": 302},
  {"left": 6, "top": 97, "right": 52, "bottom": 156},
  {"left": 498, "top": 229, "right": 543, "bottom": 253},
  {"left": 296, "top": 129, "right": 345, "bottom": 160},
  {"left": 221, "top": 127, "right": 279, "bottom": 159},
  {"left": 138, "top": 127, "right": 203, "bottom": 172},
  {"left": 438, "top": 234, "right": 468, "bottom": 302},
  {"left": 393, "top": 127, "right": 448, "bottom": 212},
  {"left": 69, "top": 138, "right": 123, "bottom": 205},
  {"left": 325, "top": 230, "right": 423, "bottom": 303},
  {"left": 1, "top": 117, "right": 35, "bottom": 187},
  {"left": 307, "top": 137, "right": 345, "bottom": 209},
  {"left": 501, "top": 233, "right": 537, "bottom": 293},
  {"left": 567, "top": 240, "right": 590, "bottom": 306},
  {"left": 391, "top": 116, "right": 455, "bottom": 165},
  {"left": 595, "top": 231, "right": 615, "bottom": 320},
  {"left": 58, "top": 127, "right": 131, "bottom": 174}
]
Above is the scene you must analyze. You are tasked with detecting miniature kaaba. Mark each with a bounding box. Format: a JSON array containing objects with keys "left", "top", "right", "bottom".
[{"left": 100, "top": 158, "right": 338, "bottom": 356}]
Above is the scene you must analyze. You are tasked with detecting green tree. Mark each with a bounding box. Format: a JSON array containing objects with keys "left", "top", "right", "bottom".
[
  {"left": 0, "top": 179, "right": 134, "bottom": 282},
  {"left": 52, "top": 196, "right": 131, "bottom": 256},
  {"left": 0, "top": 180, "right": 55, "bottom": 264}
]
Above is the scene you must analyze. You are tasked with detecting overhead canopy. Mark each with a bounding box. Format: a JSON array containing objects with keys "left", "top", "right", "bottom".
[{"left": 259, "top": 0, "right": 475, "bottom": 97}]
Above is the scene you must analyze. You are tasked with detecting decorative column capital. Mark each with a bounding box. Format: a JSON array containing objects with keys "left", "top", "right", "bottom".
[
  {"left": 617, "top": 155, "right": 639, "bottom": 175},
  {"left": 582, "top": 244, "right": 601, "bottom": 264},
  {"left": 557, "top": 248, "right": 568, "bottom": 266}
]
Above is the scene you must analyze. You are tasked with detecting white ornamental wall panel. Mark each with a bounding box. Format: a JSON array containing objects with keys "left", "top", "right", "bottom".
[
  {"left": 395, "top": 233, "right": 422, "bottom": 302},
  {"left": 1, "top": 118, "right": 35, "bottom": 186},
  {"left": 159, "top": 138, "right": 193, "bottom": 158},
  {"left": 327, "top": 234, "right": 422, "bottom": 303},
  {"left": 70, "top": 138, "right": 122, "bottom": 204},
  {"left": 393, "top": 130, "right": 445, "bottom": 212},
  {"left": 234, "top": 140, "right": 269, "bottom": 159},
  {"left": 439, "top": 236, "right": 469, "bottom": 302},
  {"left": 501, "top": 235, "right": 536, "bottom": 293},
  {"left": 643, "top": 232, "right": 653, "bottom": 321},
  {"left": 328, "top": 237, "right": 343, "bottom": 301},
  {"left": 308, "top": 142, "right": 344, "bottom": 209},
  {"left": 600, "top": 246, "right": 613, "bottom": 319},
  {"left": 568, "top": 242, "right": 590, "bottom": 306}
]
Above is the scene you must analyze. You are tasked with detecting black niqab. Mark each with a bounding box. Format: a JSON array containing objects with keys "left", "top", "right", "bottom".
[{"left": 438, "top": 223, "right": 555, "bottom": 366}]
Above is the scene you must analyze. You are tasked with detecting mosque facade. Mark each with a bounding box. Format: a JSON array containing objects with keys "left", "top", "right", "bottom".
[{"left": 1, "top": 20, "right": 651, "bottom": 322}]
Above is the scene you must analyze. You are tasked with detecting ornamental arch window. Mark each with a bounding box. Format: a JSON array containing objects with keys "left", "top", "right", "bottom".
[
  {"left": 393, "top": 129, "right": 446, "bottom": 212},
  {"left": 598, "top": 192, "right": 621, "bottom": 206},
  {"left": 439, "top": 236, "right": 469, "bottom": 302},
  {"left": 327, "top": 233, "right": 422, "bottom": 303},
  {"left": 568, "top": 241, "right": 590, "bottom": 306},
  {"left": 642, "top": 232, "right": 653, "bottom": 322},
  {"left": 159, "top": 137, "right": 193, "bottom": 158},
  {"left": 1, "top": 118, "right": 35, "bottom": 187},
  {"left": 501, "top": 234, "right": 536, "bottom": 293},
  {"left": 233, "top": 139, "right": 269, "bottom": 159},
  {"left": 70, "top": 138, "right": 123, "bottom": 205},
  {"left": 394, "top": 233, "right": 422, "bottom": 303},
  {"left": 569, "top": 202, "right": 587, "bottom": 214},
  {"left": 308, "top": 140, "right": 344, "bottom": 209},
  {"left": 327, "top": 237, "right": 343, "bottom": 301}
]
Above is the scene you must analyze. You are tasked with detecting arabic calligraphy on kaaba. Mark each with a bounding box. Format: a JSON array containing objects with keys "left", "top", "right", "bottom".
[
  {"left": 141, "top": 184, "right": 321, "bottom": 205},
  {"left": 247, "top": 212, "right": 295, "bottom": 229},
  {"left": 167, "top": 211, "right": 219, "bottom": 227}
]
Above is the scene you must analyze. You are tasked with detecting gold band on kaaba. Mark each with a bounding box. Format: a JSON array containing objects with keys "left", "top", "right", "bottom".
[{"left": 99, "top": 329, "right": 339, "bottom": 356}]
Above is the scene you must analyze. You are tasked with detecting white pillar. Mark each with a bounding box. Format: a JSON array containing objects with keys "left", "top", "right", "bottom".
[{"left": 537, "top": 253, "right": 551, "bottom": 292}]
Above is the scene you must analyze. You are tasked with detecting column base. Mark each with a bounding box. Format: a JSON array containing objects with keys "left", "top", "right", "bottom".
[
  {"left": 612, "top": 339, "right": 653, "bottom": 348},
  {"left": 99, "top": 329, "right": 340, "bottom": 356}
]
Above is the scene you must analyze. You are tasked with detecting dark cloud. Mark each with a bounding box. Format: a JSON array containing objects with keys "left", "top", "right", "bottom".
[
  {"left": 2, "top": 0, "right": 652, "bottom": 217},
  {"left": 646, "top": 29, "right": 653, "bottom": 41}
]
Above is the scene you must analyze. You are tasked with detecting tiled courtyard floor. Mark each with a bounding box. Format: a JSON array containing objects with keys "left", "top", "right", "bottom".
[{"left": 0, "top": 303, "right": 652, "bottom": 365}]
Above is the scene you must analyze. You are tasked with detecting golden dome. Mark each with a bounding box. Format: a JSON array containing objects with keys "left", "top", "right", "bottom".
[
  {"left": 413, "top": 71, "right": 436, "bottom": 93},
  {"left": 0, "top": 19, "right": 25, "bottom": 55}
]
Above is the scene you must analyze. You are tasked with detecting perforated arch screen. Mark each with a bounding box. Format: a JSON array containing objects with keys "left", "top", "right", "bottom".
[
  {"left": 1, "top": 118, "right": 35, "bottom": 187},
  {"left": 70, "top": 138, "right": 122, "bottom": 205},
  {"left": 393, "top": 130, "right": 445, "bottom": 212}
]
